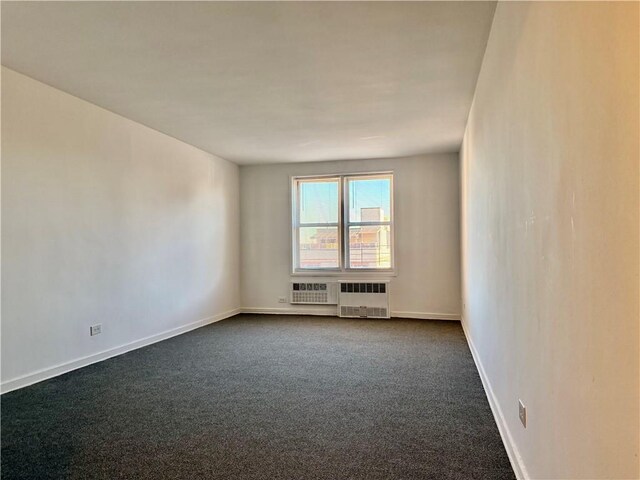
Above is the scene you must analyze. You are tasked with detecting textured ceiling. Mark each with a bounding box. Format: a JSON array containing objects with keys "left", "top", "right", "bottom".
[{"left": 2, "top": 1, "right": 496, "bottom": 164}]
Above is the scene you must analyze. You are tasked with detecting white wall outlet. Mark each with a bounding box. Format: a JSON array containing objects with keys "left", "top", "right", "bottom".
[
  {"left": 518, "top": 399, "right": 527, "bottom": 428},
  {"left": 90, "top": 324, "right": 102, "bottom": 336},
  {"left": 278, "top": 296, "right": 287, "bottom": 303}
]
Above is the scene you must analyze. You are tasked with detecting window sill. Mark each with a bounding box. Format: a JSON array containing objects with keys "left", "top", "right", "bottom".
[{"left": 291, "top": 270, "right": 397, "bottom": 278}]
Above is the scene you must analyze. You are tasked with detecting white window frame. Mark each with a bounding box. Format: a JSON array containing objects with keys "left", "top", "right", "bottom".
[{"left": 291, "top": 172, "right": 395, "bottom": 275}]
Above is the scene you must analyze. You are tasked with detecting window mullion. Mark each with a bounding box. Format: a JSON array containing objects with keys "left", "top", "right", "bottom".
[{"left": 342, "top": 176, "right": 348, "bottom": 271}]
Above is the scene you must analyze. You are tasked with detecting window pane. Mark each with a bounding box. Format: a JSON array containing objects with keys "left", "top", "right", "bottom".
[
  {"left": 348, "top": 225, "right": 391, "bottom": 269},
  {"left": 348, "top": 177, "right": 391, "bottom": 223},
  {"left": 299, "top": 180, "right": 339, "bottom": 224},
  {"left": 299, "top": 227, "right": 339, "bottom": 269}
]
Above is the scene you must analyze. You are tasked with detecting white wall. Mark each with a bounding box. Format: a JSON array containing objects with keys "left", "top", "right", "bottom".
[
  {"left": 460, "top": 3, "right": 639, "bottom": 479},
  {"left": 240, "top": 155, "right": 461, "bottom": 319},
  {"left": 1, "top": 67, "right": 241, "bottom": 391}
]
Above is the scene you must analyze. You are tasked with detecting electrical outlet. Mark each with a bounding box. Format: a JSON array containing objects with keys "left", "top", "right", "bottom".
[
  {"left": 278, "top": 296, "right": 287, "bottom": 303},
  {"left": 90, "top": 324, "right": 102, "bottom": 336},
  {"left": 518, "top": 399, "right": 527, "bottom": 428}
]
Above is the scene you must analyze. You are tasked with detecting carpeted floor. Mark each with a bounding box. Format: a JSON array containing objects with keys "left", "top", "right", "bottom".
[{"left": 1, "top": 314, "right": 514, "bottom": 480}]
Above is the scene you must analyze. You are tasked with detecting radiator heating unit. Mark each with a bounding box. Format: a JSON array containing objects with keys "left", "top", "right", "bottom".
[
  {"left": 338, "top": 281, "right": 390, "bottom": 318},
  {"left": 290, "top": 282, "right": 338, "bottom": 305}
]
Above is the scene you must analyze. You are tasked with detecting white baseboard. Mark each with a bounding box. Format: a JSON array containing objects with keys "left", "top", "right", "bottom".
[
  {"left": 241, "top": 306, "right": 337, "bottom": 316},
  {"left": 0, "top": 308, "right": 241, "bottom": 394},
  {"left": 241, "top": 307, "right": 460, "bottom": 321},
  {"left": 460, "top": 316, "right": 529, "bottom": 480},
  {"left": 391, "top": 311, "right": 460, "bottom": 321}
]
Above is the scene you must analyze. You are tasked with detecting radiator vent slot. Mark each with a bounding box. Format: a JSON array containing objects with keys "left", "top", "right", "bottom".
[
  {"left": 340, "top": 306, "right": 388, "bottom": 318},
  {"left": 340, "top": 282, "right": 386, "bottom": 293},
  {"left": 292, "top": 290, "right": 328, "bottom": 304}
]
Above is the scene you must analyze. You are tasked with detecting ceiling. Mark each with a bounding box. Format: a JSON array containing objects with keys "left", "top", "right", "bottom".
[{"left": 1, "top": 1, "right": 496, "bottom": 165}]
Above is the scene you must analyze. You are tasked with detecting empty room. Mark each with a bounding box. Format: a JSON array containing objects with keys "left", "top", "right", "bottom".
[{"left": 1, "top": 2, "right": 638, "bottom": 479}]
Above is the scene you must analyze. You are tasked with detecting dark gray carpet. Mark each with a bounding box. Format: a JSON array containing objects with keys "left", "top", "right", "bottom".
[{"left": 1, "top": 314, "right": 514, "bottom": 480}]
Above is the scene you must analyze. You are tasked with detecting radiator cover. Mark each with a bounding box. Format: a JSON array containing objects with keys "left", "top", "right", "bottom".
[
  {"left": 338, "top": 281, "right": 390, "bottom": 318},
  {"left": 290, "top": 282, "right": 338, "bottom": 305}
]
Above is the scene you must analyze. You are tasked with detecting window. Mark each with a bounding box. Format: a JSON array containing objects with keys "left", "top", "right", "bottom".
[{"left": 292, "top": 173, "right": 393, "bottom": 273}]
